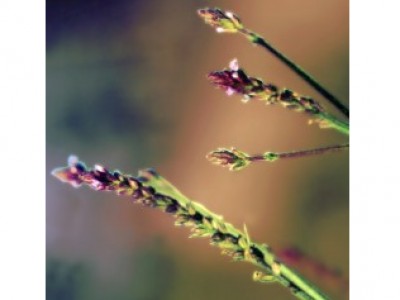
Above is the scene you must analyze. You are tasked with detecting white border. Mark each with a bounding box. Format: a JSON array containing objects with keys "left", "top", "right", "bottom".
[
  {"left": 0, "top": 0, "right": 45, "bottom": 298},
  {"left": 351, "top": 0, "right": 400, "bottom": 298}
]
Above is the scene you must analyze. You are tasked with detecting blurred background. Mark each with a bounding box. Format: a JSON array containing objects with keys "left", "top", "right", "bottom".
[{"left": 46, "top": 0, "right": 349, "bottom": 299}]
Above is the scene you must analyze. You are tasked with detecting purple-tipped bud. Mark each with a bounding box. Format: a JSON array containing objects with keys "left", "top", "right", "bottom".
[
  {"left": 52, "top": 156, "right": 142, "bottom": 195},
  {"left": 197, "top": 8, "right": 243, "bottom": 33},
  {"left": 208, "top": 59, "right": 274, "bottom": 102},
  {"left": 208, "top": 59, "right": 251, "bottom": 95},
  {"left": 52, "top": 156, "right": 87, "bottom": 188},
  {"left": 207, "top": 148, "right": 250, "bottom": 171},
  {"left": 208, "top": 70, "right": 250, "bottom": 96}
]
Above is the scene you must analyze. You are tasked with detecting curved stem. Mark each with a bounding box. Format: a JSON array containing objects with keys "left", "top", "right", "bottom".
[{"left": 239, "top": 29, "right": 349, "bottom": 119}]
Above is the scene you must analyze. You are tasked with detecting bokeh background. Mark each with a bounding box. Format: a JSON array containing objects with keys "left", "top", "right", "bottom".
[{"left": 46, "top": 0, "right": 349, "bottom": 299}]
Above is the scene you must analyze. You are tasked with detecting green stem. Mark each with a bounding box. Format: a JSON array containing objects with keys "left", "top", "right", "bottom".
[
  {"left": 249, "top": 144, "right": 349, "bottom": 163},
  {"left": 279, "top": 264, "right": 326, "bottom": 300},
  {"left": 239, "top": 29, "right": 349, "bottom": 119},
  {"left": 318, "top": 112, "right": 349, "bottom": 135}
]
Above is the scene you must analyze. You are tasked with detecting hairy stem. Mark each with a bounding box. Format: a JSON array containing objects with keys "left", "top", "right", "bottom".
[
  {"left": 53, "top": 157, "right": 329, "bottom": 300},
  {"left": 240, "top": 29, "right": 349, "bottom": 119}
]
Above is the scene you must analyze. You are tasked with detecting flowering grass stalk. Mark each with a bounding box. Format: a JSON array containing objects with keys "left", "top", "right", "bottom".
[
  {"left": 208, "top": 59, "right": 349, "bottom": 135},
  {"left": 198, "top": 7, "right": 349, "bottom": 119},
  {"left": 52, "top": 156, "right": 328, "bottom": 300},
  {"left": 207, "top": 144, "right": 349, "bottom": 171}
]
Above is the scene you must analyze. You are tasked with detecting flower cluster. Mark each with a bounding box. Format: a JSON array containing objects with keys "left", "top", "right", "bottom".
[
  {"left": 53, "top": 156, "right": 190, "bottom": 213},
  {"left": 53, "top": 156, "right": 268, "bottom": 267},
  {"left": 208, "top": 59, "right": 277, "bottom": 103},
  {"left": 208, "top": 59, "right": 324, "bottom": 115},
  {"left": 197, "top": 8, "right": 243, "bottom": 33}
]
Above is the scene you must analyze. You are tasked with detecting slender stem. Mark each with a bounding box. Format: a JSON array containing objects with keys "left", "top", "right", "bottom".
[
  {"left": 279, "top": 264, "right": 326, "bottom": 300},
  {"left": 239, "top": 29, "right": 349, "bottom": 119},
  {"left": 249, "top": 144, "right": 349, "bottom": 163},
  {"left": 318, "top": 112, "right": 349, "bottom": 135},
  {"left": 278, "top": 144, "right": 349, "bottom": 159}
]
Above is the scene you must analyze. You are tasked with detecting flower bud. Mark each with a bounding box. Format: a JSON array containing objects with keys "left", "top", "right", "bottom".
[
  {"left": 207, "top": 148, "right": 250, "bottom": 171},
  {"left": 197, "top": 8, "right": 243, "bottom": 33}
]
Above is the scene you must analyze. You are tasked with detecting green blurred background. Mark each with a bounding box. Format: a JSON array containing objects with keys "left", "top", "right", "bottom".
[{"left": 46, "top": 0, "right": 349, "bottom": 299}]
